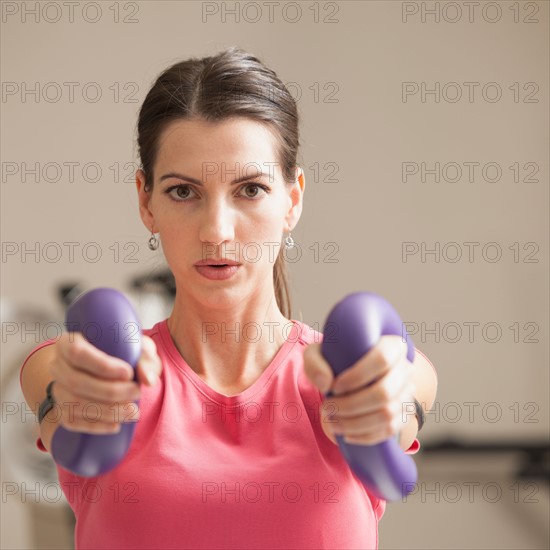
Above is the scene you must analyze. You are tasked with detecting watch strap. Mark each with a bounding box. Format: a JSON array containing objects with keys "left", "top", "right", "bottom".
[
  {"left": 414, "top": 398, "right": 425, "bottom": 431},
  {"left": 38, "top": 380, "right": 56, "bottom": 424}
]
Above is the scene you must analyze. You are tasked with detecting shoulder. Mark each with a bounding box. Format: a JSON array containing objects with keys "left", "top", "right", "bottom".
[
  {"left": 141, "top": 319, "right": 164, "bottom": 344},
  {"left": 290, "top": 319, "right": 324, "bottom": 347}
]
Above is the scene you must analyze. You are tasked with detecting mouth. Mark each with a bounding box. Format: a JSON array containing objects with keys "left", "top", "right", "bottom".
[
  {"left": 194, "top": 263, "right": 241, "bottom": 280},
  {"left": 194, "top": 259, "right": 241, "bottom": 267}
]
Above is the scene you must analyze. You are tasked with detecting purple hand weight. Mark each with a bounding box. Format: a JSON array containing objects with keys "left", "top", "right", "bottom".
[
  {"left": 321, "top": 292, "right": 418, "bottom": 501},
  {"left": 51, "top": 288, "right": 142, "bottom": 478}
]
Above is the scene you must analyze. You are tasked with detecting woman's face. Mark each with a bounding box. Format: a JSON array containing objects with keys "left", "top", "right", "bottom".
[{"left": 136, "top": 117, "right": 303, "bottom": 310}]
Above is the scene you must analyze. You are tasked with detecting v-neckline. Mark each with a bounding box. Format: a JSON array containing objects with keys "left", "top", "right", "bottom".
[{"left": 158, "top": 318, "right": 302, "bottom": 406}]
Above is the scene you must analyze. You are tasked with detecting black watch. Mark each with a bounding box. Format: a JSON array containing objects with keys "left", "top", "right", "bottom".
[
  {"left": 414, "top": 398, "right": 425, "bottom": 431},
  {"left": 38, "top": 381, "right": 56, "bottom": 424}
]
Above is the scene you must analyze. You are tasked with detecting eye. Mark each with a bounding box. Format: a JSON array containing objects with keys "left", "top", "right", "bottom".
[
  {"left": 164, "top": 184, "right": 196, "bottom": 201},
  {"left": 239, "top": 183, "right": 270, "bottom": 199},
  {"left": 164, "top": 183, "right": 270, "bottom": 202}
]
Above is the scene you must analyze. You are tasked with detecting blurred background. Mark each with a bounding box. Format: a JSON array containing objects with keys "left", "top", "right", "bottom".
[{"left": 1, "top": 1, "right": 548, "bottom": 548}]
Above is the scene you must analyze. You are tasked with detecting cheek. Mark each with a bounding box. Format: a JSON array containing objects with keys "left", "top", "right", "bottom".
[
  {"left": 156, "top": 223, "right": 190, "bottom": 258},
  {"left": 243, "top": 214, "right": 284, "bottom": 258},
  {"left": 249, "top": 203, "right": 285, "bottom": 232}
]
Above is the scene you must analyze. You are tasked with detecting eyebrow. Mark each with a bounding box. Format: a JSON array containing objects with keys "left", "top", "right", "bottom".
[{"left": 159, "top": 172, "right": 271, "bottom": 185}]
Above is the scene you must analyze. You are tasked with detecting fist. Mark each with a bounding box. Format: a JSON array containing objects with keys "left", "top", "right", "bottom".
[
  {"left": 303, "top": 335, "right": 416, "bottom": 446},
  {"left": 49, "top": 333, "right": 162, "bottom": 434}
]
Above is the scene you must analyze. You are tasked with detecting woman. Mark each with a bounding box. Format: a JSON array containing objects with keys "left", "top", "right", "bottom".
[{"left": 20, "top": 47, "right": 438, "bottom": 549}]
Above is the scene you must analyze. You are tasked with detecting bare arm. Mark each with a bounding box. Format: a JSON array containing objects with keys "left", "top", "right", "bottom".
[{"left": 20, "top": 344, "right": 60, "bottom": 453}]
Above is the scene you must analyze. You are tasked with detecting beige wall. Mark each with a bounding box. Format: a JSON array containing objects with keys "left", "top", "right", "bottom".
[{"left": 2, "top": 1, "right": 548, "bottom": 548}]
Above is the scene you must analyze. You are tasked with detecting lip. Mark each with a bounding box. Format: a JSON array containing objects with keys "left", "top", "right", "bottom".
[
  {"left": 195, "top": 265, "right": 240, "bottom": 280},
  {"left": 194, "top": 259, "right": 241, "bottom": 266}
]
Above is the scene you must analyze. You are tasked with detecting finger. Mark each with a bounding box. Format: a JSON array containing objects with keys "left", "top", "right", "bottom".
[
  {"left": 140, "top": 335, "right": 160, "bottom": 364},
  {"left": 327, "top": 408, "right": 397, "bottom": 439},
  {"left": 319, "top": 385, "right": 379, "bottom": 420},
  {"left": 303, "top": 343, "right": 334, "bottom": 394},
  {"left": 322, "top": 363, "right": 415, "bottom": 421},
  {"left": 71, "top": 401, "right": 140, "bottom": 425},
  {"left": 340, "top": 408, "right": 408, "bottom": 445},
  {"left": 342, "top": 425, "right": 398, "bottom": 446},
  {"left": 53, "top": 366, "right": 141, "bottom": 404},
  {"left": 57, "top": 332, "right": 135, "bottom": 380},
  {"left": 52, "top": 382, "right": 139, "bottom": 427},
  {"left": 331, "top": 335, "right": 408, "bottom": 396},
  {"left": 135, "top": 335, "right": 162, "bottom": 386},
  {"left": 52, "top": 383, "right": 140, "bottom": 424},
  {"left": 330, "top": 381, "right": 416, "bottom": 440},
  {"left": 369, "top": 358, "right": 414, "bottom": 405}
]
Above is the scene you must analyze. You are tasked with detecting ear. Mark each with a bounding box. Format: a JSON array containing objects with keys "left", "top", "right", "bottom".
[
  {"left": 136, "top": 169, "right": 156, "bottom": 233},
  {"left": 285, "top": 165, "right": 305, "bottom": 232},
  {"left": 297, "top": 165, "right": 305, "bottom": 192}
]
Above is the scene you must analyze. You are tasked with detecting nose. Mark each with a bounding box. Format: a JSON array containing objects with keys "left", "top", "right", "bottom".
[{"left": 198, "top": 198, "right": 236, "bottom": 246}]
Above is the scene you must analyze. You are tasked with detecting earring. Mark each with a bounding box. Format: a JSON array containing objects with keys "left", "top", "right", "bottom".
[
  {"left": 284, "top": 232, "right": 295, "bottom": 249},
  {"left": 148, "top": 229, "right": 159, "bottom": 251}
]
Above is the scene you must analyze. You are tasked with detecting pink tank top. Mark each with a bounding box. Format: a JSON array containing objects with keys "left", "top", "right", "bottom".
[{"left": 20, "top": 319, "right": 421, "bottom": 549}]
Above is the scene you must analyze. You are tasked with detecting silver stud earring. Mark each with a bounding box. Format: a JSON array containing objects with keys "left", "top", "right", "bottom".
[
  {"left": 148, "top": 229, "right": 159, "bottom": 251},
  {"left": 284, "top": 232, "right": 295, "bottom": 249}
]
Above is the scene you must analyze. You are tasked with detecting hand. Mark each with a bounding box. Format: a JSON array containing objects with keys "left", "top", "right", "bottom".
[
  {"left": 48, "top": 333, "right": 162, "bottom": 434},
  {"left": 303, "top": 335, "right": 416, "bottom": 446}
]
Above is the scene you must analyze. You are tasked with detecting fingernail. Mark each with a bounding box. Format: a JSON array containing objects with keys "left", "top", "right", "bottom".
[{"left": 146, "top": 371, "right": 157, "bottom": 385}]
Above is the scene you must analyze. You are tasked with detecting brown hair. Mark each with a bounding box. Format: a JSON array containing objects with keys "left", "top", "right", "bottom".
[{"left": 135, "top": 47, "right": 301, "bottom": 319}]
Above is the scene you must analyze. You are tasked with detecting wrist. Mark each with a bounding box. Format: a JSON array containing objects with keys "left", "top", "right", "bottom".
[{"left": 37, "top": 380, "right": 56, "bottom": 425}]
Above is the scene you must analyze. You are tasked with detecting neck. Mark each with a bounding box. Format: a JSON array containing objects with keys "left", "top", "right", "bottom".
[{"left": 166, "top": 289, "right": 292, "bottom": 391}]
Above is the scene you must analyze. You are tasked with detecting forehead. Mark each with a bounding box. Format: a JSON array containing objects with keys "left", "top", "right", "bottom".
[{"left": 155, "top": 117, "right": 279, "bottom": 180}]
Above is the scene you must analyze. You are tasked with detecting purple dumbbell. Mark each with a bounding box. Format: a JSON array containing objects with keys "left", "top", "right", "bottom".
[
  {"left": 321, "top": 292, "right": 418, "bottom": 501},
  {"left": 51, "top": 288, "right": 142, "bottom": 478}
]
